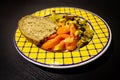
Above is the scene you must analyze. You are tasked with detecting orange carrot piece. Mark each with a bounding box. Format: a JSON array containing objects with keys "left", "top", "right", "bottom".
[
  {"left": 53, "top": 40, "right": 65, "bottom": 51},
  {"left": 58, "top": 34, "right": 70, "bottom": 39},
  {"left": 41, "top": 38, "right": 59, "bottom": 50},
  {"left": 57, "top": 26, "right": 70, "bottom": 34},
  {"left": 47, "top": 33, "right": 57, "bottom": 40},
  {"left": 65, "top": 38, "right": 78, "bottom": 51}
]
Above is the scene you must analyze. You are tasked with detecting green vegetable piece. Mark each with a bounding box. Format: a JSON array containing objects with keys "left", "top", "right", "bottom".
[
  {"left": 77, "top": 36, "right": 90, "bottom": 48},
  {"left": 84, "top": 30, "right": 94, "bottom": 39}
]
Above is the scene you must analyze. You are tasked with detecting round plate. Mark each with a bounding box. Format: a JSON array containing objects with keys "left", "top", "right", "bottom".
[{"left": 14, "top": 7, "right": 112, "bottom": 69}]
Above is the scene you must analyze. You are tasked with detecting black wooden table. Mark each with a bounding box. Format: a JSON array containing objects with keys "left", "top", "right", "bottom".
[{"left": 0, "top": 0, "right": 119, "bottom": 80}]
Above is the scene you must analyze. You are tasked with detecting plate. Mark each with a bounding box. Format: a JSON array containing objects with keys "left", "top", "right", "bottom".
[{"left": 14, "top": 7, "right": 112, "bottom": 69}]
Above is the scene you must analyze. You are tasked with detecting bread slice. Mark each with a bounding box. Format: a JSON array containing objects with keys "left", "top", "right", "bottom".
[{"left": 18, "top": 15, "right": 57, "bottom": 46}]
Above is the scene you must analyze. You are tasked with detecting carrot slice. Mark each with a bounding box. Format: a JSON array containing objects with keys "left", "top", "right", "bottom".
[
  {"left": 47, "top": 33, "right": 57, "bottom": 40},
  {"left": 57, "top": 25, "right": 70, "bottom": 34},
  {"left": 41, "top": 38, "right": 59, "bottom": 50},
  {"left": 53, "top": 40, "right": 65, "bottom": 51},
  {"left": 65, "top": 37, "right": 78, "bottom": 51}
]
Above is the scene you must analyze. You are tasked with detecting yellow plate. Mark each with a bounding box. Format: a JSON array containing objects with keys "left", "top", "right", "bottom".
[{"left": 14, "top": 7, "right": 112, "bottom": 68}]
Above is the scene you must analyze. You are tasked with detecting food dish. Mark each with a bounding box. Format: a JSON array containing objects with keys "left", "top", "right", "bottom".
[{"left": 14, "top": 7, "right": 112, "bottom": 68}]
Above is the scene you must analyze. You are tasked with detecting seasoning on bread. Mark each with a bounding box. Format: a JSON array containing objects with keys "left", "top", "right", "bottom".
[{"left": 18, "top": 15, "right": 57, "bottom": 46}]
